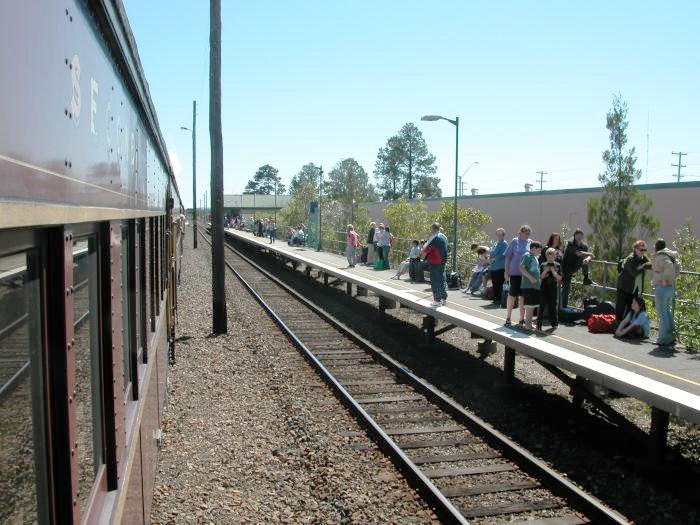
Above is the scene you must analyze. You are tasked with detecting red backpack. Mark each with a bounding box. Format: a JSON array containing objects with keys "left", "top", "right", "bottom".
[{"left": 587, "top": 314, "right": 616, "bottom": 333}]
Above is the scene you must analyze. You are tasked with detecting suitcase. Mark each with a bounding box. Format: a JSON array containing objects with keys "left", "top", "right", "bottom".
[{"left": 559, "top": 306, "right": 585, "bottom": 323}]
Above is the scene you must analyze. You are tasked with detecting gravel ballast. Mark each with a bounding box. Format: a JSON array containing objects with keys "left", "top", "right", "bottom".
[{"left": 150, "top": 240, "right": 439, "bottom": 524}]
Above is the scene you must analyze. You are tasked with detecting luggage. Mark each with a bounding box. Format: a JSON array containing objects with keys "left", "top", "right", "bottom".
[
  {"left": 559, "top": 306, "right": 585, "bottom": 323},
  {"left": 596, "top": 300, "right": 616, "bottom": 315},
  {"left": 374, "top": 258, "right": 384, "bottom": 270},
  {"left": 360, "top": 246, "right": 368, "bottom": 263},
  {"left": 583, "top": 297, "right": 599, "bottom": 320},
  {"left": 587, "top": 313, "right": 616, "bottom": 333},
  {"left": 447, "top": 271, "right": 461, "bottom": 290}
]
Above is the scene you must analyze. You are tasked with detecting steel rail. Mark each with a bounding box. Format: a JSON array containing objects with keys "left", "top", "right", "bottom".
[{"left": 199, "top": 231, "right": 469, "bottom": 524}]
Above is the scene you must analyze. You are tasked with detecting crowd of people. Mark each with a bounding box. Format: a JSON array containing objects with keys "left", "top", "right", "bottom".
[
  {"left": 347, "top": 220, "right": 681, "bottom": 346},
  {"left": 456, "top": 225, "right": 679, "bottom": 346}
]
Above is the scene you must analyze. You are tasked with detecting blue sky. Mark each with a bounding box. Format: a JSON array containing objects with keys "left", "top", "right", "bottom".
[{"left": 122, "top": 1, "right": 699, "bottom": 207}]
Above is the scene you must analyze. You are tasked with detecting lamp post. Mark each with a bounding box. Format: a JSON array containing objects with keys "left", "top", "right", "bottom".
[
  {"left": 180, "top": 100, "right": 197, "bottom": 248},
  {"left": 421, "top": 115, "right": 459, "bottom": 271},
  {"left": 317, "top": 165, "right": 324, "bottom": 252}
]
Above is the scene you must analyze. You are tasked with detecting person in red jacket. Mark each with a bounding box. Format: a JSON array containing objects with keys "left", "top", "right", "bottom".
[{"left": 421, "top": 222, "right": 449, "bottom": 307}]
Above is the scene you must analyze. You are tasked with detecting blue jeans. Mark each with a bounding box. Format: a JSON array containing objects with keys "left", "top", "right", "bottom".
[
  {"left": 468, "top": 269, "right": 484, "bottom": 292},
  {"left": 655, "top": 285, "right": 675, "bottom": 343},
  {"left": 429, "top": 262, "right": 447, "bottom": 301}
]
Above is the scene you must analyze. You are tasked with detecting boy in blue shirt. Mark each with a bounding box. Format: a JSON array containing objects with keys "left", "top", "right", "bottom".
[{"left": 519, "top": 241, "right": 542, "bottom": 330}]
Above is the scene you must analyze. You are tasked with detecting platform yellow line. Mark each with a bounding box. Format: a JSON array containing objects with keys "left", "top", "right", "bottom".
[{"left": 396, "top": 283, "right": 700, "bottom": 390}]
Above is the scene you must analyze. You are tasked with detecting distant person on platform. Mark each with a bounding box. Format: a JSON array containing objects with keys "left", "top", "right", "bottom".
[
  {"left": 537, "top": 247, "right": 562, "bottom": 330},
  {"left": 560, "top": 229, "right": 595, "bottom": 308},
  {"left": 421, "top": 222, "right": 448, "bottom": 307},
  {"left": 366, "top": 222, "right": 377, "bottom": 266},
  {"left": 519, "top": 240, "right": 542, "bottom": 330},
  {"left": 504, "top": 225, "right": 532, "bottom": 326},
  {"left": 489, "top": 228, "right": 508, "bottom": 306},
  {"left": 346, "top": 224, "right": 360, "bottom": 267},
  {"left": 268, "top": 220, "right": 277, "bottom": 244},
  {"left": 616, "top": 240, "right": 652, "bottom": 322},
  {"left": 651, "top": 238, "right": 680, "bottom": 346}
]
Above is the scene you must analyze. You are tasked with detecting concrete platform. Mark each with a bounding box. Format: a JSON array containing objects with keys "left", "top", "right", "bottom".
[{"left": 225, "top": 229, "right": 700, "bottom": 426}]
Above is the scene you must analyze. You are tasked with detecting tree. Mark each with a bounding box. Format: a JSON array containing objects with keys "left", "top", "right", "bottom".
[
  {"left": 587, "top": 95, "right": 659, "bottom": 262},
  {"left": 384, "top": 197, "right": 430, "bottom": 242},
  {"left": 325, "top": 158, "right": 378, "bottom": 214},
  {"left": 244, "top": 164, "right": 285, "bottom": 195},
  {"left": 278, "top": 163, "right": 319, "bottom": 227},
  {"left": 374, "top": 123, "right": 440, "bottom": 200},
  {"left": 374, "top": 136, "right": 403, "bottom": 201}
]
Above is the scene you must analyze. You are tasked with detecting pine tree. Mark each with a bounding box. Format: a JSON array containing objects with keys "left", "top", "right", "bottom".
[
  {"left": 374, "top": 123, "right": 440, "bottom": 200},
  {"left": 244, "top": 164, "right": 285, "bottom": 195},
  {"left": 587, "top": 95, "right": 659, "bottom": 261}
]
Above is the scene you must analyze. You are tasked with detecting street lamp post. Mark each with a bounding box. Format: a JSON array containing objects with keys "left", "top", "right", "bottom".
[
  {"left": 421, "top": 115, "right": 459, "bottom": 272},
  {"left": 180, "top": 100, "right": 197, "bottom": 248},
  {"left": 317, "top": 165, "right": 324, "bottom": 252}
]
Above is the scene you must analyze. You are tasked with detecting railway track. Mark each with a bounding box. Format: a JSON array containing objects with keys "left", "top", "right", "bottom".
[{"left": 205, "top": 232, "right": 628, "bottom": 524}]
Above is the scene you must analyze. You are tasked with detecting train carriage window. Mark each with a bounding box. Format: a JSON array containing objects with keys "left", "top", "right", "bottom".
[
  {"left": 0, "top": 250, "right": 49, "bottom": 524},
  {"left": 72, "top": 236, "right": 104, "bottom": 516},
  {"left": 120, "top": 223, "right": 134, "bottom": 397}
]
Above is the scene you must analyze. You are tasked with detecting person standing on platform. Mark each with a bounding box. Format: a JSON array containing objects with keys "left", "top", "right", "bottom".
[
  {"left": 346, "top": 224, "right": 360, "bottom": 267},
  {"left": 422, "top": 222, "right": 448, "bottom": 307},
  {"left": 537, "top": 247, "right": 562, "bottom": 330},
  {"left": 519, "top": 241, "right": 542, "bottom": 330},
  {"left": 366, "top": 222, "right": 376, "bottom": 265},
  {"left": 504, "top": 225, "right": 532, "bottom": 326},
  {"left": 269, "top": 220, "right": 277, "bottom": 244},
  {"left": 375, "top": 224, "right": 388, "bottom": 269},
  {"left": 560, "top": 229, "right": 595, "bottom": 308},
  {"left": 489, "top": 228, "right": 508, "bottom": 306},
  {"left": 615, "top": 240, "right": 652, "bottom": 322},
  {"left": 651, "top": 238, "right": 680, "bottom": 346}
]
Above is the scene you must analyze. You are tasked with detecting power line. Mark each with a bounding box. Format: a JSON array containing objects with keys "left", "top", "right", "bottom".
[
  {"left": 536, "top": 170, "right": 547, "bottom": 191},
  {"left": 672, "top": 151, "right": 687, "bottom": 183}
]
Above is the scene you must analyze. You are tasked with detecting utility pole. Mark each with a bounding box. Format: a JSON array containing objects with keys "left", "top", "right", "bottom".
[
  {"left": 672, "top": 151, "right": 687, "bottom": 183},
  {"left": 191, "top": 101, "right": 197, "bottom": 248},
  {"left": 210, "top": 0, "right": 226, "bottom": 334},
  {"left": 536, "top": 171, "right": 547, "bottom": 191}
]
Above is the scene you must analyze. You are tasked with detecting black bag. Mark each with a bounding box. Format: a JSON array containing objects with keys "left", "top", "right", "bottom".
[
  {"left": 583, "top": 297, "right": 599, "bottom": 320},
  {"left": 595, "top": 300, "right": 616, "bottom": 315},
  {"left": 559, "top": 306, "right": 585, "bottom": 323},
  {"left": 360, "top": 246, "right": 368, "bottom": 263},
  {"left": 447, "top": 271, "right": 461, "bottom": 290}
]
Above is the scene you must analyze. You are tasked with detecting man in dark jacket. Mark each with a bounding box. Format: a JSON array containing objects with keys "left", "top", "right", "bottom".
[
  {"left": 560, "top": 229, "right": 595, "bottom": 308},
  {"left": 366, "top": 222, "right": 376, "bottom": 266},
  {"left": 616, "top": 240, "right": 652, "bottom": 322}
]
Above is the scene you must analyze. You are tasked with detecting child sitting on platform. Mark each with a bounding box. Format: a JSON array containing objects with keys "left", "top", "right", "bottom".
[{"left": 614, "top": 295, "right": 650, "bottom": 339}]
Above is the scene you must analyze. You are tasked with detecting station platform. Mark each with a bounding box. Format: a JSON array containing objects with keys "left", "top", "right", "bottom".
[{"left": 224, "top": 229, "right": 700, "bottom": 428}]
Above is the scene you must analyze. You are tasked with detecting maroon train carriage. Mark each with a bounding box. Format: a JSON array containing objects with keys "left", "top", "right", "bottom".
[{"left": 1, "top": 1, "right": 183, "bottom": 523}]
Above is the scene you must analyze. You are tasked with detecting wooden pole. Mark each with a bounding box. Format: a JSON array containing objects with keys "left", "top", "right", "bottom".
[{"left": 210, "top": 0, "right": 227, "bottom": 333}]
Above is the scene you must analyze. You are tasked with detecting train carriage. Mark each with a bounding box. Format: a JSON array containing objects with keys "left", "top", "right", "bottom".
[{"left": 1, "top": 1, "right": 182, "bottom": 523}]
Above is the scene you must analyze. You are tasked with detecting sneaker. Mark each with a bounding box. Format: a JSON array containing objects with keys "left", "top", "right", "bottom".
[
  {"left": 582, "top": 277, "right": 595, "bottom": 285},
  {"left": 518, "top": 319, "right": 526, "bottom": 326},
  {"left": 440, "top": 299, "right": 447, "bottom": 306},
  {"left": 430, "top": 300, "right": 441, "bottom": 307},
  {"left": 504, "top": 318, "right": 512, "bottom": 326}
]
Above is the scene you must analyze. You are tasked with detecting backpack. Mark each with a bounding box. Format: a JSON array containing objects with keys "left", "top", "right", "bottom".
[{"left": 587, "top": 313, "right": 616, "bottom": 333}]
